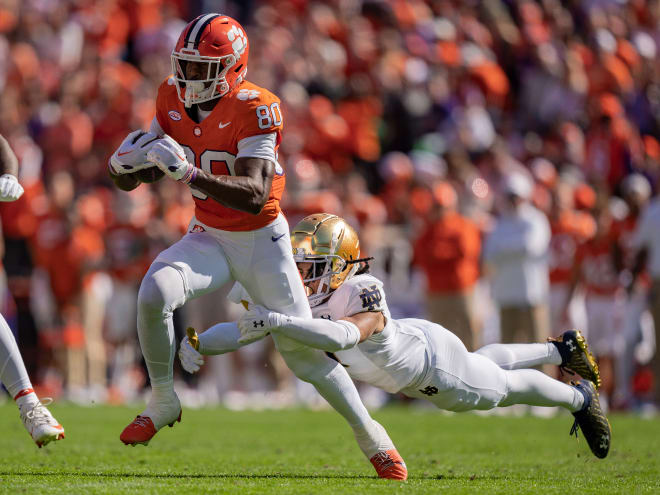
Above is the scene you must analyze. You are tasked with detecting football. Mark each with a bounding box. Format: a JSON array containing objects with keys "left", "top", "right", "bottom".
[{"left": 133, "top": 166, "right": 165, "bottom": 183}]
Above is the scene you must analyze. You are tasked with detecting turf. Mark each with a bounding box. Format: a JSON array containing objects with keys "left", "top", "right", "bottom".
[{"left": 0, "top": 402, "right": 658, "bottom": 494}]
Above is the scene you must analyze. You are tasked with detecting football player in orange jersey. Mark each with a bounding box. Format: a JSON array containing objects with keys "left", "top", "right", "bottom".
[
  {"left": 0, "top": 134, "right": 65, "bottom": 447},
  {"left": 109, "top": 14, "right": 399, "bottom": 460}
]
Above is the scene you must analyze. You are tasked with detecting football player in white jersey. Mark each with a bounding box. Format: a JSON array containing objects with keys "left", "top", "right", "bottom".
[
  {"left": 0, "top": 134, "right": 65, "bottom": 447},
  {"left": 180, "top": 214, "right": 612, "bottom": 471}
]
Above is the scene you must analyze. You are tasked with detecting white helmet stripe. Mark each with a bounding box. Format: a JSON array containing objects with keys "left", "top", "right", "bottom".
[{"left": 185, "top": 13, "right": 218, "bottom": 49}]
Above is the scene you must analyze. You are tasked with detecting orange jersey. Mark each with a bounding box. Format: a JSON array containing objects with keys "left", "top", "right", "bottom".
[
  {"left": 575, "top": 235, "right": 621, "bottom": 296},
  {"left": 155, "top": 77, "right": 285, "bottom": 231},
  {"left": 549, "top": 210, "right": 595, "bottom": 285}
]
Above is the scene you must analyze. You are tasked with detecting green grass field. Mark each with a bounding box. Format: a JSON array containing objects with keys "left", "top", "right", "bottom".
[{"left": 0, "top": 402, "right": 658, "bottom": 494}]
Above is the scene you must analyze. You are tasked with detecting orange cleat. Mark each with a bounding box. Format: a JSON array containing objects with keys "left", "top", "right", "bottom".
[
  {"left": 119, "top": 411, "right": 181, "bottom": 446},
  {"left": 370, "top": 449, "right": 408, "bottom": 480}
]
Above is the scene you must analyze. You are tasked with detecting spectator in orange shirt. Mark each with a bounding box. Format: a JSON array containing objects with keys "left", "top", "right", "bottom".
[{"left": 414, "top": 182, "right": 481, "bottom": 350}]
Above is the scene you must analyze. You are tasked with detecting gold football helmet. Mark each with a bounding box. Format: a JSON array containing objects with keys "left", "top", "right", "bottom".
[{"left": 291, "top": 213, "right": 361, "bottom": 307}]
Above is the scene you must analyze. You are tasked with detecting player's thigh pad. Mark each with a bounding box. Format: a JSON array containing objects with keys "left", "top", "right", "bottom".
[
  {"left": 151, "top": 231, "right": 232, "bottom": 300},
  {"left": 224, "top": 214, "right": 310, "bottom": 317},
  {"left": 405, "top": 325, "right": 507, "bottom": 411}
]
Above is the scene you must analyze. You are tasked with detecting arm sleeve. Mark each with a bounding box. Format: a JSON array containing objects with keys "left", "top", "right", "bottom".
[
  {"left": 198, "top": 322, "right": 246, "bottom": 355},
  {"left": 273, "top": 316, "right": 361, "bottom": 352},
  {"left": 237, "top": 133, "right": 277, "bottom": 161}
]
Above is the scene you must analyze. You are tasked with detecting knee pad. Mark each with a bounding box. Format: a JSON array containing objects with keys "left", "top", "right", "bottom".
[{"left": 138, "top": 262, "right": 187, "bottom": 316}]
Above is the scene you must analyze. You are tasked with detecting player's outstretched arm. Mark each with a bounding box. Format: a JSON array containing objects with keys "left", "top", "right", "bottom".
[{"left": 238, "top": 305, "right": 383, "bottom": 351}]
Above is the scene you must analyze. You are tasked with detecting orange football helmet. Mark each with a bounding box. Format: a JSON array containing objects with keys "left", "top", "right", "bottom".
[{"left": 171, "top": 14, "right": 249, "bottom": 107}]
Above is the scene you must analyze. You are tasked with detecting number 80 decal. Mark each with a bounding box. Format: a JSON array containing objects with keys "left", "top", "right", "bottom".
[{"left": 256, "top": 102, "right": 282, "bottom": 129}]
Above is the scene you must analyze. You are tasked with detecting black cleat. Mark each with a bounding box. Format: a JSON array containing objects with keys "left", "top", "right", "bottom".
[
  {"left": 570, "top": 380, "right": 611, "bottom": 459},
  {"left": 549, "top": 330, "right": 601, "bottom": 389}
]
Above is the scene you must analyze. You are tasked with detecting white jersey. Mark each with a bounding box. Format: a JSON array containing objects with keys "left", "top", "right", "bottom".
[{"left": 312, "top": 274, "right": 431, "bottom": 393}]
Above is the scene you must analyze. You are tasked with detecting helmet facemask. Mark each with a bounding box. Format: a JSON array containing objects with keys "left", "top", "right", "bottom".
[
  {"left": 171, "top": 51, "right": 236, "bottom": 107},
  {"left": 295, "top": 253, "right": 357, "bottom": 307},
  {"left": 291, "top": 213, "right": 362, "bottom": 307}
]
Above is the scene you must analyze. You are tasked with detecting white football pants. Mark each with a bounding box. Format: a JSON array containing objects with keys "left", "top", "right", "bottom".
[{"left": 402, "top": 324, "right": 583, "bottom": 412}]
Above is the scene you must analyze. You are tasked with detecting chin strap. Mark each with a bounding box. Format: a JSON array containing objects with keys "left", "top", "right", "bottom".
[{"left": 345, "top": 256, "right": 375, "bottom": 277}]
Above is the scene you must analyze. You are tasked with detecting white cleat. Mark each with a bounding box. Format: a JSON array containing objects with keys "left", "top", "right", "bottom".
[{"left": 20, "top": 398, "right": 65, "bottom": 448}]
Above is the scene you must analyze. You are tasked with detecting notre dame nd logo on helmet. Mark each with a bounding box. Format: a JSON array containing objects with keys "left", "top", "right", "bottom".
[{"left": 359, "top": 285, "right": 382, "bottom": 311}]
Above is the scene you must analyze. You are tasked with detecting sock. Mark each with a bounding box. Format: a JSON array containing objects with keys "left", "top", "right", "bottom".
[
  {"left": 573, "top": 383, "right": 589, "bottom": 412},
  {"left": 352, "top": 420, "right": 395, "bottom": 459},
  {"left": 500, "top": 369, "right": 584, "bottom": 412},
  {"left": 475, "top": 342, "right": 562, "bottom": 370},
  {"left": 137, "top": 263, "right": 186, "bottom": 392},
  {"left": 143, "top": 382, "right": 181, "bottom": 429},
  {"left": 14, "top": 388, "right": 38, "bottom": 409},
  {"left": 0, "top": 313, "right": 33, "bottom": 399},
  {"left": 151, "top": 382, "right": 176, "bottom": 399},
  {"left": 548, "top": 339, "right": 570, "bottom": 366}
]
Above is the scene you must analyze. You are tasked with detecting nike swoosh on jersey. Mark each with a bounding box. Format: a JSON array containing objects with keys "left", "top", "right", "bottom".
[
  {"left": 218, "top": 122, "right": 232, "bottom": 128},
  {"left": 271, "top": 233, "right": 286, "bottom": 242}
]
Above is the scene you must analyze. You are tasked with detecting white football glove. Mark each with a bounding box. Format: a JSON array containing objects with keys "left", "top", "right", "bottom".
[
  {"left": 0, "top": 174, "right": 24, "bottom": 202},
  {"left": 147, "top": 134, "right": 196, "bottom": 183},
  {"left": 237, "top": 304, "right": 284, "bottom": 344},
  {"left": 179, "top": 327, "right": 204, "bottom": 374},
  {"left": 109, "top": 130, "right": 160, "bottom": 175}
]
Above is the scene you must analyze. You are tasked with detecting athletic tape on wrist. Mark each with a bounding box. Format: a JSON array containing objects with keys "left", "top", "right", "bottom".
[{"left": 181, "top": 165, "right": 198, "bottom": 184}]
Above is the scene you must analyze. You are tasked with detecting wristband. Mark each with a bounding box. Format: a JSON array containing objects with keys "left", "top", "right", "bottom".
[{"left": 181, "top": 165, "right": 198, "bottom": 184}]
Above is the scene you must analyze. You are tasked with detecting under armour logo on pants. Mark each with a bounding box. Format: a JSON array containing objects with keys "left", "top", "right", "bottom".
[{"left": 253, "top": 320, "right": 265, "bottom": 328}]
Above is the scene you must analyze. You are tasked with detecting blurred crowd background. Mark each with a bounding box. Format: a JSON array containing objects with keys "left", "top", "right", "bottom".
[{"left": 1, "top": 0, "right": 659, "bottom": 414}]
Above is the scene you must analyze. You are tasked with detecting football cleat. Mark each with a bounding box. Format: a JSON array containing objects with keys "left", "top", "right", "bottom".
[
  {"left": 120, "top": 391, "right": 182, "bottom": 446},
  {"left": 548, "top": 330, "right": 601, "bottom": 389},
  {"left": 20, "top": 398, "right": 65, "bottom": 448},
  {"left": 570, "top": 380, "right": 611, "bottom": 459},
  {"left": 370, "top": 449, "right": 408, "bottom": 480},
  {"left": 120, "top": 411, "right": 182, "bottom": 446}
]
